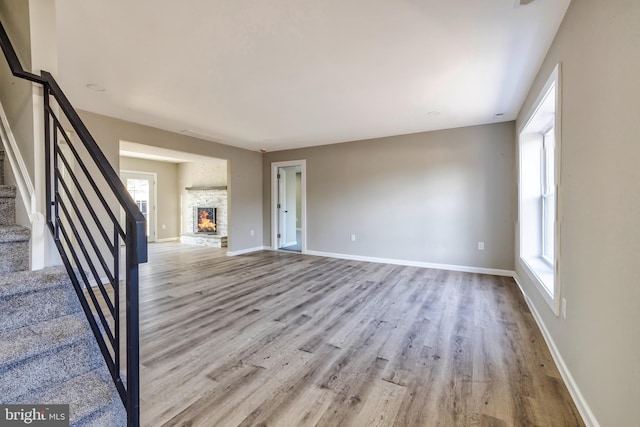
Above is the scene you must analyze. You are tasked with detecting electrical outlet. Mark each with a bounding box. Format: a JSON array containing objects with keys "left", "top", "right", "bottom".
[
  {"left": 162, "top": 224, "right": 166, "bottom": 230},
  {"left": 478, "top": 241, "right": 484, "bottom": 250},
  {"left": 350, "top": 234, "right": 356, "bottom": 242},
  {"left": 250, "top": 230, "right": 254, "bottom": 236},
  {"left": 561, "top": 298, "right": 567, "bottom": 319}
]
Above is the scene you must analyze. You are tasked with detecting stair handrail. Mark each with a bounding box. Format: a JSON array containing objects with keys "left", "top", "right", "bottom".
[{"left": 0, "top": 20, "right": 146, "bottom": 427}]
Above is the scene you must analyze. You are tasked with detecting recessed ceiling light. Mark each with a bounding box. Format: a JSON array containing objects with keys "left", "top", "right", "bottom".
[
  {"left": 514, "top": 0, "right": 536, "bottom": 8},
  {"left": 427, "top": 111, "right": 440, "bottom": 116},
  {"left": 86, "top": 84, "right": 106, "bottom": 92}
]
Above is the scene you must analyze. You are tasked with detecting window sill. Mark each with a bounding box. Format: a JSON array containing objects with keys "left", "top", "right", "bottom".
[{"left": 520, "top": 256, "right": 558, "bottom": 316}]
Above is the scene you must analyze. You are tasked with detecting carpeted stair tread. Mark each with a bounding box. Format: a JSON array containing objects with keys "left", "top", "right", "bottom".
[
  {"left": 0, "top": 266, "right": 70, "bottom": 298},
  {"left": 24, "top": 368, "right": 125, "bottom": 426},
  {"left": 0, "top": 267, "right": 82, "bottom": 332},
  {"left": 0, "top": 185, "right": 16, "bottom": 226},
  {"left": 0, "top": 314, "right": 104, "bottom": 402},
  {"left": 0, "top": 184, "right": 16, "bottom": 198},
  {"left": 73, "top": 400, "right": 127, "bottom": 427},
  {"left": 0, "top": 224, "right": 30, "bottom": 242},
  {"left": 0, "top": 314, "right": 92, "bottom": 366}
]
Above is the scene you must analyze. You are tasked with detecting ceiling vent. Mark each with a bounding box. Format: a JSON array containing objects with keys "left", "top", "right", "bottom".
[{"left": 514, "top": 0, "right": 536, "bottom": 7}]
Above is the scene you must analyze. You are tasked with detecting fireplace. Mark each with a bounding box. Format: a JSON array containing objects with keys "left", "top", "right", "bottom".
[{"left": 194, "top": 207, "right": 217, "bottom": 234}]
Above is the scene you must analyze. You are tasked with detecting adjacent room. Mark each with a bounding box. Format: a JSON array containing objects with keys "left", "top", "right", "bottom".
[{"left": 118, "top": 141, "right": 230, "bottom": 249}]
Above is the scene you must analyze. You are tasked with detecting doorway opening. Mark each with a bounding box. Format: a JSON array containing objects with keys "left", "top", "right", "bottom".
[
  {"left": 121, "top": 170, "right": 157, "bottom": 242},
  {"left": 271, "top": 160, "right": 306, "bottom": 253},
  {"left": 119, "top": 140, "right": 229, "bottom": 248}
]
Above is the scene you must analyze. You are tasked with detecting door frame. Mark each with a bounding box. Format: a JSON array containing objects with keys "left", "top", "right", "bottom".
[
  {"left": 120, "top": 170, "right": 157, "bottom": 242},
  {"left": 271, "top": 160, "right": 306, "bottom": 252},
  {"left": 277, "top": 167, "right": 288, "bottom": 248}
]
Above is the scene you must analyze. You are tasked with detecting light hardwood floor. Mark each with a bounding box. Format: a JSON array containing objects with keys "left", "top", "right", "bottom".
[{"left": 135, "top": 242, "right": 584, "bottom": 427}]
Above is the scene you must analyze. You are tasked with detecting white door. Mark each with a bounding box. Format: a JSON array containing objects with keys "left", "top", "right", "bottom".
[
  {"left": 277, "top": 168, "right": 287, "bottom": 248},
  {"left": 120, "top": 171, "right": 156, "bottom": 242},
  {"left": 272, "top": 160, "right": 306, "bottom": 252}
]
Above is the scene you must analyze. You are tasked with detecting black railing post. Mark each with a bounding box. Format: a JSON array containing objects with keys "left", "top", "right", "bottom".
[
  {"left": 126, "top": 216, "right": 142, "bottom": 427},
  {"left": 114, "top": 226, "right": 121, "bottom": 382},
  {"left": 43, "top": 85, "right": 52, "bottom": 230},
  {"left": 52, "top": 127, "right": 59, "bottom": 240}
]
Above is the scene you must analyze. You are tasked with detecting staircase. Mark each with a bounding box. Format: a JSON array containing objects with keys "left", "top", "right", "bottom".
[{"left": 0, "top": 148, "right": 127, "bottom": 426}]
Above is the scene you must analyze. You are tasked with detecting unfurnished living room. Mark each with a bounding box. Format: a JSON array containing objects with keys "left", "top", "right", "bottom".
[{"left": 0, "top": 0, "right": 638, "bottom": 426}]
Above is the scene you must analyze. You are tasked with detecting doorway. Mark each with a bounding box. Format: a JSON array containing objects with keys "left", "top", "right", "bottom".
[
  {"left": 120, "top": 170, "right": 157, "bottom": 242},
  {"left": 271, "top": 160, "right": 306, "bottom": 252}
]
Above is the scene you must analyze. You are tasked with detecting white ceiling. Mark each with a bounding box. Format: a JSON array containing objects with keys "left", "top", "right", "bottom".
[{"left": 55, "top": 0, "right": 570, "bottom": 152}]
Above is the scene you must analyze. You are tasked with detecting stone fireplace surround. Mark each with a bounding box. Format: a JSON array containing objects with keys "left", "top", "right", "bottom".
[{"left": 180, "top": 186, "right": 228, "bottom": 248}]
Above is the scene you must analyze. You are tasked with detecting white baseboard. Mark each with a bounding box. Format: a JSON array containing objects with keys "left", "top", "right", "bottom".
[
  {"left": 155, "top": 237, "right": 179, "bottom": 243},
  {"left": 227, "top": 246, "right": 269, "bottom": 256},
  {"left": 303, "top": 250, "right": 514, "bottom": 277},
  {"left": 512, "top": 275, "right": 599, "bottom": 427},
  {"left": 87, "top": 276, "right": 110, "bottom": 288}
]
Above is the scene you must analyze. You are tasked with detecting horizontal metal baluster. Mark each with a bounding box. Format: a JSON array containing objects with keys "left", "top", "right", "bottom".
[
  {"left": 55, "top": 168, "right": 117, "bottom": 286},
  {"left": 57, "top": 195, "right": 116, "bottom": 318},
  {"left": 54, "top": 143, "right": 120, "bottom": 250},
  {"left": 56, "top": 215, "right": 116, "bottom": 347},
  {"left": 48, "top": 111, "right": 127, "bottom": 240},
  {"left": 54, "top": 218, "right": 118, "bottom": 373}
]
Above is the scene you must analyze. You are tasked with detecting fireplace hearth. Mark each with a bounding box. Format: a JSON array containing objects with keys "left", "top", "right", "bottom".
[{"left": 195, "top": 207, "right": 217, "bottom": 234}]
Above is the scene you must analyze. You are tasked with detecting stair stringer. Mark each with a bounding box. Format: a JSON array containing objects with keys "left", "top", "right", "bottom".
[{"left": 0, "top": 98, "right": 50, "bottom": 270}]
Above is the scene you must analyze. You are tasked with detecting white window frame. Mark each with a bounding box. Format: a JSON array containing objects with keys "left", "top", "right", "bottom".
[
  {"left": 541, "top": 126, "right": 555, "bottom": 266},
  {"left": 518, "top": 64, "right": 561, "bottom": 315}
]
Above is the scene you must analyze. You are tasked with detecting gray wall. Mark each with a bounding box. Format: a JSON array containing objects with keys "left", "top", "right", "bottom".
[
  {"left": 515, "top": 1, "right": 640, "bottom": 425},
  {"left": 119, "top": 156, "right": 180, "bottom": 241},
  {"left": 79, "top": 110, "right": 263, "bottom": 253},
  {"left": 0, "top": 0, "right": 34, "bottom": 226},
  {"left": 263, "top": 122, "right": 515, "bottom": 271}
]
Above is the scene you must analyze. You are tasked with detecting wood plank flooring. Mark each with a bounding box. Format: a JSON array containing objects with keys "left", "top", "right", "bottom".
[{"left": 135, "top": 242, "right": 584, "bottom": 426}]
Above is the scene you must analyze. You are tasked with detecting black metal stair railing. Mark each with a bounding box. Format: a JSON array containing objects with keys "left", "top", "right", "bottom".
[{"left": 0, "top": 21, "right": 147, "bottom": 427}]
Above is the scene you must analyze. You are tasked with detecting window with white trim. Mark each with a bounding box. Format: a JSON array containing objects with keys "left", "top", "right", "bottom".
[
  {"left": 541, "top": 126, "right": 555, "bottom": 265},
  {"left": 518, "top": 64, "right": 561, "bottom": 314}
]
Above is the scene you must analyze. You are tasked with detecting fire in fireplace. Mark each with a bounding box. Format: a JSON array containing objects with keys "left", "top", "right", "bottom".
[{"left": 195, "top": 207, "right": 217, "bottom": 233}]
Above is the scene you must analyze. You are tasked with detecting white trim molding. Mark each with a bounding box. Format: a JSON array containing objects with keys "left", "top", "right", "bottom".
[
  {"left": 271, "top": 159, "right": 307, "bottom": 253},
  {"left": 0, "top": 98, "right": 47, "bottom": 270},
  {"left": 87, "top": 276, "right": 111, "bottom": 289},
  {"left": 227, "top": 246, "right": 269, "bottom": 256},
  {"left": 513, "top": 275, "right": 600, "bottom": 427},
  {"left": 155, "top": 237, "right": 179, "bottom": 243},
  {"left": 517, "top": 63, "right": 563, "bottom": 316},
  {"left": 304, "top": 249, "right": 514, "bottom": 277},
  {"left": 0, "top": 100, "right": 36, "bottom": 218}
]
